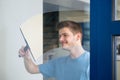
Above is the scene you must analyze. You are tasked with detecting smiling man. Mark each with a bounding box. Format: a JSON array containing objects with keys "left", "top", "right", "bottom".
[{"left": 19, "top": 20, "right": 90, "bottom": 80}]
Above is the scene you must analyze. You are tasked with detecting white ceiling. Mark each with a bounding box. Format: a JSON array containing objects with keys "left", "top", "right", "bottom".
[{"left": 43, "top": 0, "right": 90, "bottom": 12}]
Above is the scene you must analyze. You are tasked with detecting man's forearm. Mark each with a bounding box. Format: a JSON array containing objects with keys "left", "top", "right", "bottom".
[{"left": 24, "top": 56, "right": 39, "bottom": 74}]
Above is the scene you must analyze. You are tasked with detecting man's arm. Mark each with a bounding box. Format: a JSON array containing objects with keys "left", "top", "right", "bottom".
[{"left": 19, "top": 46, "right": 40, "bottom": 74}]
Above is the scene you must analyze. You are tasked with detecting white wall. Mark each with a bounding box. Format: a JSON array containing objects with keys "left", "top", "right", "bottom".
[{"left": 0, "top": 0, "right": 43, "bottom": 80}]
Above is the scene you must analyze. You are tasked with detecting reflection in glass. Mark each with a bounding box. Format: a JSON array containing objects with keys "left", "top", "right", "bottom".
[
  {"left": 113, "top": 36, "right": 120, "bottom": 80},
  {"left": 113, "top": 0, "right": 120, "bottom": 20},
  {"left": 117, "top": 0, "right": 120, "bottom": 20},
  {"left": 43, "top": 0, "right": 90, "bottom": 80}
]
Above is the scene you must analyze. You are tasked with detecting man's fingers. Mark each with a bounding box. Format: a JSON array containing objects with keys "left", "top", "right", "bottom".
[{"left": 19, "top": 46, "right": 26, "bottom": 57}]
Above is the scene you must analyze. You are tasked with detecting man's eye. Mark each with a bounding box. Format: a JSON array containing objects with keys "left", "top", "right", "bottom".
[
  {"left": 59, "top": 34, "right": 68, "bottom": 38},
  {"left": 63, "top": 34, "right": 68, "bottom": 37}
]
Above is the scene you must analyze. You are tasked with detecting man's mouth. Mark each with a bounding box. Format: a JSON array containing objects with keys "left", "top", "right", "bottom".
[{"left": 61, "top": 42, "right": 67, "bottom": 46}]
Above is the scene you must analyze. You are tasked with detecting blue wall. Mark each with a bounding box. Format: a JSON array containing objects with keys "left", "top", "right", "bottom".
[{"left": 91, "top": 0, "right": 120, "bottom": 80}]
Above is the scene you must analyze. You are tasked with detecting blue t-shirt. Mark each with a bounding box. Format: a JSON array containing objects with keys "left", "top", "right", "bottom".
[{"left": 39, "top": 51, "right": 90, "bottom": 80}]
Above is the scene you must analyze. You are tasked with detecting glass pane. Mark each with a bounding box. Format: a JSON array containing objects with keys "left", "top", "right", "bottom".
[
  {"left": 113, "top": 0, "right": 120, "bottom": 20},
  {"left": 117, "top": 0, "right": 120, "bottom": 20},
  {"left": 43, "top": 0, "right": 90, "bottom": 80},
  {"left": 113, "top": 36, "right": 120, "bottom": 80}
]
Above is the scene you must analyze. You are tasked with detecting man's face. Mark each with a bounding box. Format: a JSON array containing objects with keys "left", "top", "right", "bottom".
[{"left": 59, "top": 27, "right": 79, "bottom": 50}]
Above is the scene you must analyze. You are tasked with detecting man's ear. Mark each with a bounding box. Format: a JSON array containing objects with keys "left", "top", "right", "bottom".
[{"left": 76, "top": 32, "right": 82, "bottom": 41}]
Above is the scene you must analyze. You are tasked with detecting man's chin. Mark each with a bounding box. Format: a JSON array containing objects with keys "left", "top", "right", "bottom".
[{"left": 62, "top": 46, "right": 70, "bottom": 51}]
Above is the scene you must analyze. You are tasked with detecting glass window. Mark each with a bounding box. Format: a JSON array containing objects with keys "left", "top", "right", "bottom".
[
  {"left": 113, "top": 0, "right": 120, "bottom": 80},
  {"left": 113, "top": 36, "right": 120, "bottom": 80},
  {"left": 43, "top": 0, "right": 90, "bottom": 80},
  {"left": 113, "top": 0, "right": 120, "bottom": 20}
]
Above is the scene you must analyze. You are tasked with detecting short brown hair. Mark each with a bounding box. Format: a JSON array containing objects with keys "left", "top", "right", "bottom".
[{"left": 56, "top": 20, "right": 82, "bottom": 34}]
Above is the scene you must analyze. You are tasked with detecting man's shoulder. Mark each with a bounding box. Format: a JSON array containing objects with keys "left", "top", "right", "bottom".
[
  {"left": 83, "top": 51, "right": 90, "bottom": 61},
  {"left": 85, "top": 51, "right": 90, "bottom": 56}
]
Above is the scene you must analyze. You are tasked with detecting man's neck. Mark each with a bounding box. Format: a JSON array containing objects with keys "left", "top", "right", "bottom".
[{"left": 69, "top": 46, "right": 85, "bottom": 59}]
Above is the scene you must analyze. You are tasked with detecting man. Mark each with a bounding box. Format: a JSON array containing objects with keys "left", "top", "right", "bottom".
[{"left": 19, "top": 20, "right": 90, "bottom": 80}]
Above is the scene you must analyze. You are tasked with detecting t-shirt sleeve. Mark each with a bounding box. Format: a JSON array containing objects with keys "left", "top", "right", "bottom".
[{"left": 38, "top": 60, "right": 56, "bottom": 77}]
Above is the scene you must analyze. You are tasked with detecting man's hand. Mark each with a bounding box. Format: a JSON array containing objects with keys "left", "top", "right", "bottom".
[
  {"left": 18, "top": 46, "right": 30, "bottom": 58},
  {"left": 18, "top": 46, "right": 39, "bottom": 74}
]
